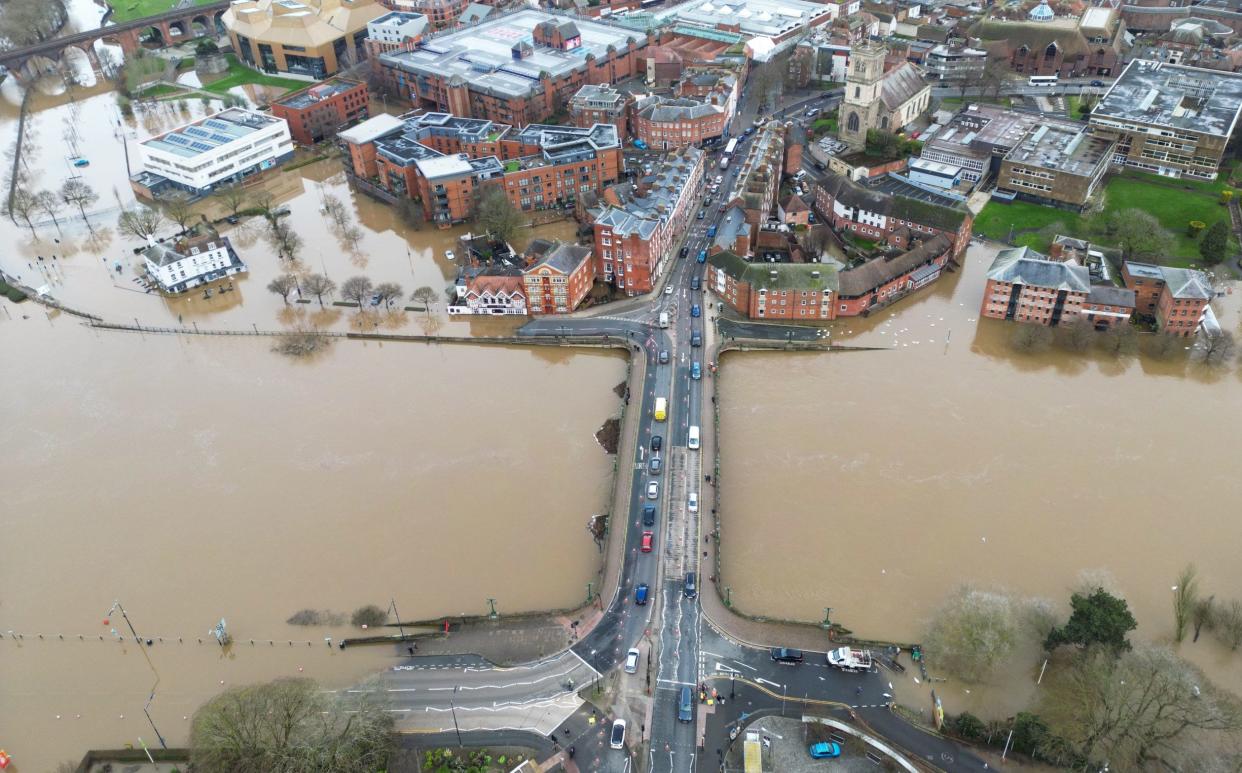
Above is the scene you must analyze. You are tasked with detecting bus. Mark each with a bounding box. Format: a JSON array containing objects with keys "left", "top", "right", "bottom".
[
  {"left": 654, "top": 397, "right": 667, "bottom": 422},
  {"left": 723, "top": 137, "right": 738, "bottom": 157},
  {"left": 1028, "top": 75, "right": 1058, "bottom": 87}
]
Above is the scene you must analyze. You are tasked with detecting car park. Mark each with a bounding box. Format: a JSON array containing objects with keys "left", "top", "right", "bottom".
[
  {"left": 611, "top": 719, "right": 627, "bottom": 749},
  {"left": 771, "top": 647, "right": 805, "bottom": 664},
  {"left": 635, "top": 583, "right": 649, "bottom": 604},
  {"left": 688, "top": 492, "right": 698, "bottom": 512},
  {"left": 648, "top": 456, "right": 661, "bottom": 474},
  {"left": 641, "top": 531, "right": 654, "bottom": 552},
  {"left": 647, "top": 481, "right": 659, "bottom": 499},
  {"left": 809, "top": 742, "right": 841, "bottom": 759},
  {"left": 642, "top": 504, "right": 656, "bottom": 526},
  {"left": 624, "top": 648, "right": 640, "bottom": 673}
]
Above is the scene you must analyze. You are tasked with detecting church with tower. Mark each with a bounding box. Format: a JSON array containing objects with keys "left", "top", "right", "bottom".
[{"left": 837, "top": 42, "right": 932, "bottom": 150}]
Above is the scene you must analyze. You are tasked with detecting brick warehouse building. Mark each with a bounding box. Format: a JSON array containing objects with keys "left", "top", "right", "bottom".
[
  {"left": 812, "top": 171, "right": 973, "bottom": 259},
  {"left": 340, "top": 112, "right": 621, "bottom": 225},
  {"left": 377, "top": 9, "right": 646, "bottom": 126},
  {"left": 981, "top": 246, "right": 1136, "bottom": 330},
  {"left": 271, "top": 77, "right": 369, "bottom": 145},
  {"left": 523, "top": 239, "right": 595, "bottom": 314}
]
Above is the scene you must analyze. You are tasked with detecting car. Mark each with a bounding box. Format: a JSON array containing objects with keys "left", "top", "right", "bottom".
[
  {"left": 1090, "top": 79, "right": 1105, "bottom": 87},
  {"left": 648, "top": 456, "right": 662, "bottom": 474},
  {"left": 635, "top": 583, "right": 650, "bottom": 605},
  {"left": 647, "top": 481, "right": 659, "bottom": 500},
  {"left": 665, "top": 285, "right": 674, "bottom": 295},
  {"left": 771, "top": 647, "right": 805, "bottom": 664},
  {"left": 624, "top": 648, "right": 640, "bottom": 673},
  {"left": 691, "top": 331, "right": 702, "bottom": 347},
  {"left": 678, "top": 686, "right": 694, "bottom": 722},
  {"left": 679, "top": 246, "right": 688, "bottom": 259},
  {"left": 651, "top": 435, "right": 663, "bottom": 451},
  {"left": 683, "top": 571, "right": 697, "bottom": 599},
  {"left": 691, "top": 304, "right": 701, "bottom": 318},
  {"left": 610, "top": 719, "right": 627, "bottom": 749},
  {"left": 225, "top": 215, "right": 240, "bottom": 225},
  {"left": 659, "top": 350, "right": 670, "bottom": 364},
  {"left": 691, "top": 276, "right": 700, "bottom": 290},
  {"left": 714, "top": 174, "right": 723, "bottom": 184},
  {"left": 809, "top": 742, "right": 841, "bottom": 759},
  {"left": 641, "top": 531, "right": 654, "bottom": 552},
  {"left": 369, "top": 294, "right": 382, "bottom": 306},
  {"left": 697, "top": 250, "right": 707, "bottom": 264},
  {"left": 642, "top": 504, "right": 656, "bottom": 526},
  {"left": 697, "top": 210, "right": 705, "bottom": 220},
  {"left": 688, "top": 492, "right": 698, "bottom": 512},
  {"left": 706, "top": 224, "right": 717, "bottom": 238},
  {"left": 445, "top": 249, "right": 456, "bottom": 261},
  {"left": 690, "top": 361, "right": 701, "bottom": 380}
]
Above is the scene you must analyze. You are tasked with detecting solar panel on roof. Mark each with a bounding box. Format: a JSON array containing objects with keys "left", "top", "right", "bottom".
[
  {"left": 185, "top": 127, "right": 211, "bottom": 137},
  {"left": 164, "top": 134, "right": 191, "bottom": 146},
  {"left": 190, "top": 141, "right": 214, "bottom": 152},
  {"left": 209, "top": 134, "right": 233, "bottom": 143},
  {"left": 203, "top": 119, "right": 230, "bottom": 129}
]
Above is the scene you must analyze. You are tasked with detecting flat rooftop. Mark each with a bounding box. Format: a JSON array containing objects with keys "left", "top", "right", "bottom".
[
  {"left": 142, "top": 108, "right": 283, "bottom": 158},
  {"left": 1093, "top": 59, "right": 1242, "bottom": 138},
  {"left": 869, "top": 174, "right": 964, "bottom": 208},
  {"left": 275, "top": 78, "right": 362, "bottom": 110},
  {"left": 925, "top": 104, "right": 1043, "bottom": 157},
  {"left": 379, "top": 9, "right": 640, "bottom": 100},
  {"left": 656, "top": 0, "right": 831, "bottom": 40},
  {"left": 1005, "top": 123, "right": 1114, "bottom": 177}
]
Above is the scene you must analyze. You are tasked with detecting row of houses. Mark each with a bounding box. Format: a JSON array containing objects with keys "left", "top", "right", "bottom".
[{"left": 449, "top": 238, "right": 596, "bottom": 316}]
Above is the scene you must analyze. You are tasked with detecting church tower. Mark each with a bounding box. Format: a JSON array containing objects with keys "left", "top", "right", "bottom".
[{"left": 838, "top": 42, "right": 888, "bottom": 149}]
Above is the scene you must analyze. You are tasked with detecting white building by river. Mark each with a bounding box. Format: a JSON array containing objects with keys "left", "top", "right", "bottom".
[{"left": 143, "top": 235, "right": 247, "bottom": 294}]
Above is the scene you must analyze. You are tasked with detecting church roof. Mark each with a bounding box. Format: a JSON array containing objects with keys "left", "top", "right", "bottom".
[{"left": 879, "top": 62, "right": 928, "bottom": 111}]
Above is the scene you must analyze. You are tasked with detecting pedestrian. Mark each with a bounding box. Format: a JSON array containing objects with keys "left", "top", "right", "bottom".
[
  {"left": 856, "top": 685, "right": 863, "bottom": 696},
  {"left": 407, "top": 646, "right": 414, "bottom": 656}
]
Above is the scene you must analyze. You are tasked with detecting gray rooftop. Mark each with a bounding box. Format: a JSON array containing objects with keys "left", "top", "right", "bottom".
[
  {"left": 594, "top": 147, "right": 704, "bottom": 239},
  {"left": 142, "top": 108, "right": 282, "bottom": 158},
  {"left": 986, "top": 246, "right": 1091, "bottom": 292},
  {"left": 1086, "top": 285, "right": 1137, "bottom": 307},
  {"left": 638, "top": 96, "right": 723, "bottom": 122},
  {"left": 660, "top": 0, "right": 833, "bottom": 41},
  {"left": 925, "top": 104, "right": 1043, "bottom": 158},
  {"left": 1161, "top": 266, "right": 1214, "bottom": 299},
  {"left": 530, "top": 242, "right": 592, "bottom": 274},
  {"left": 379, "top": 9, "right": 641, "bottom": 100},
  {"left": 1003, "top": 122, "right": 1113, "bottom": 177},
  {"left": 1093, "top": 59, "right": 1242, "bottom": 138}
]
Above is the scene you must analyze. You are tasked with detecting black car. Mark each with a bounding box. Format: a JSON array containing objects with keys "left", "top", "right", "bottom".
[
  {"left": 683, "top": 572, "right": 697, "bottom": 599},
  {"left": 691, "top": 276, "right": 701, "bottom": 291},
  {"left": 679, "top": 246, "right": 689, "bottom": 259},
  {"left": 652, "top": 435, "right": 663, "bottom": 451},
  {"left": 770, "top": 648, "right": 805, "bottom": 664},
  {"left": 691, "top": 331, "right": 702, "bottom": 347},
  {"left": 642, "top": 504, "right": 656, "bottom": 526},
  {"left": 1090, "top": 80, "right": 1105, "bottom": 87}
]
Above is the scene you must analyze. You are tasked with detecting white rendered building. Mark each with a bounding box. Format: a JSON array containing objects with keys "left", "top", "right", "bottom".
[
  {"left": 133, "top": 109, "right": 294, "bottom": 196},
  {"left": 143, "top": 235, "right": 247, "bottom": 293}
]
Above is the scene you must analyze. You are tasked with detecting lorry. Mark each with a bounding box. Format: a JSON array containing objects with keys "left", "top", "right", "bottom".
[
  {"left": 654, "top": 397, "right": 667, "bottom": 422},
  {"left": 658, "top": 311, "right": 670, "bottom": 328},
  {"left": 826, "top": 646, "right": 874, "bottom": 672}
]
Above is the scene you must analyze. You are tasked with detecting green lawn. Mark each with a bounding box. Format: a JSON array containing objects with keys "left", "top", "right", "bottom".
[
  {"left": 200, "top": 55, "right": 307, "bottom": 95},
  {"left": 975, "top": 173, "right": 1236, "bottom": 268},
  {"left": 110, "top": 0, "right": 218, "bottom": 23},
  {"left": 139, "top": 83, "right": 186, "bottom": 98}
]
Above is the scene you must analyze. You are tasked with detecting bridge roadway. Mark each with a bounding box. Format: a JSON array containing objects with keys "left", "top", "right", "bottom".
[{"left": 371, "top": 92, "right": 1001, "bottom": 773}]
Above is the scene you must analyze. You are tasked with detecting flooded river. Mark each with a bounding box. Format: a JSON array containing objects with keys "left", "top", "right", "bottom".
[{"left": 719, "top": 241, "right": 1242, "bottom": 716}]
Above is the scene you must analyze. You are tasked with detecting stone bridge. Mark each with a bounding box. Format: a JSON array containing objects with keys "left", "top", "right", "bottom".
[{"left": 0, "top": 0, "right": 231, "bottom": 82}]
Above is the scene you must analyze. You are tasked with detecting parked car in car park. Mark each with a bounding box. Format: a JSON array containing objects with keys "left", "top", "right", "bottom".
[
  {"left": 809, "top": 742, "right": 841, "bottom": 759},
  {"left": 624, "top": 648, "right": 640, "bottom": 673},
  {"left": 611, "top": 719, "right": 626, "bottom": 749}
]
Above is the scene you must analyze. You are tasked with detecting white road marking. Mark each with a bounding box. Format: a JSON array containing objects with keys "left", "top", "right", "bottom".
[
  {"left": 755, "top": 677, "right": 783, "bottom": 688},
  {"left": 657, "top": 678, "right": 697, "bottom": 687}
]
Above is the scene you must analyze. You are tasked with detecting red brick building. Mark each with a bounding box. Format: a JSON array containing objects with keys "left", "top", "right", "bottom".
[
  {"left": 569, "top": 85, "right": 630, "bottom": 138},
  {"left": 982, "top": 246, "right": 1137, "bottom": 330},
  {"left": 812, "top": 171, "right": 973, "bottom": 258},
  {"left": 707, "top": 251, "right": 838, "bottom": 320},
  {"left": 271, "top": 78, "right": 370, "bottom": 146},
  {"left": 1123, "top": 261, "right": 1213, "bottom": 336},
  {"left": 971, "top": 7, "right": 1129, "bottom": 79},
  {"left": 380, "top": 0, "right": 467, "bottom": 29},
  {"left": 835, "top": 235, "right": 954, "bottom": 316},
  {"left": 522, "top": 239, "right": 595, "bottom": 314}
]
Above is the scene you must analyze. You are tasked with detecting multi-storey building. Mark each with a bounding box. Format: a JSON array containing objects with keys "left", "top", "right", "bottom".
[
  {"left": 918, "top": 104, "right": 1043, "bottom": 186},
  {"left": 377, "top": 10, "right": 644, "bottom": 126},
  {"left": 522, "top": 239, "right": 595, "bottom": 314},
  {"left": 1122, "top": 261, "right": 1214, "bottom": 335},
  {"left": 131, "top": 108, "right": 294, "bottom": 197},
  {"left": 996, "top": 121, "right": 1115, "bottom": 209},
  {"left": 340, "top": 112, "right": 621, "bottom": 225},
  {"left": 449, "top": 267, "right": 527, "bottom": 315},
  {"left": 271, "top": 77, "right": 370, "bottom": 145},
  {"left": 924, "top": 44, "right": 987, "bottom": 80},
  {"left": 838, "top": 41, "right": 931, "bottom": 149},
  {"left": 812, "top": 171, "right": 973, "bottom": 258},
  {"left": 363, "top": 11, "right": 428, "bottom": 62},
  {"left": 591, "top": 146, "right": 705, "bottom": 295},
  {"left": 223, "top": 0, "right": 385, "bottom": 78},
  {"left": 835, "top": 234, "right": 954, "bottom": 315},
  {"left": 981, "top": 246, "right": 1137, "bottom": 330},
  {"left": 379, "top": 0, "right": 468, "bottom": 29},
  {"left": 728, "top": 122, "right": 786, "bottom": 227},
  {"left": 707, "top": 251, "right": 839, "bottom": 320},
  {"left": 569, "top": 85, "right": 630, "bottom": 137},
  {"left": 142, "top": 234, "right": 247, "bottom": 294},
  {"left": 970, "top": 5, "right": 1128, "bottom": 79},
  {"left": 1089, "top": 59, "right": 1242, "bottom": 180},
  {"left": 668, "top": 0, "right": 834, "bottom": 52}
]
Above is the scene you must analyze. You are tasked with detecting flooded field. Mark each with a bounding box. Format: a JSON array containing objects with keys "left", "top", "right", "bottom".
[{"left": 719, "top": 241, "right": 1242, "bottom": 716}]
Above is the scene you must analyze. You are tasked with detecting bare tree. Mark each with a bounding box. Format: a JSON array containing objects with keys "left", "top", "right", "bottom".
[
  {"left": 1195, "top": 329, "right": 1236, "bottom": 366},
  {"left": 1192, "top": 595, "right": 1217, "bottom": 643},
  {"left": 411, "top": 285, "right": 438, "bottom": 316},
  {"left": 799, "top": 227, "right": 833, "bottom": 262},
  {"left": 1057, "top": 317, "right": 1096, "bottom": 353},
  {"left": 212, "top": 184, "right": 249, "bottom": 218},
  {"left": 60, "top": 178, "right": 99, "bottom": 230},
  {"left": 117, "top": 206, "right": 167, "bottom": 241},
  {"left": 163, "top": 191, "right": 199, "bottom": 234},
  {"left": 34, "top": 190, "right": 64, "bottom": 234},
  {"left": 302, "top": 273, "right": 336, "bottom": 307},
  {"left": 252, "top": 190, "right": 276, "bottom": 220},
  {"left": 1173, "top": 564, "right": 1199, "bottom": 644},
  {"left": 340, "top": 275, "right": 374, "bottom": 309},
  {"left": 1147, "top": 331, "right": 1187, "bottom": 359},
  {"left": 472, "top": 186, "right": 524, "bottom": 246},
  {"left": 0, "top": 0, "right": 69, "bottom": 48},
  {"left": 373, "top": 281, "right": 404, "bottom": 312},
  {"left": 321, "top": 192, "right": 349, "bottom": 230},
  {"left": 1098, "top": 324, "right": 1139, "bottom": 357},
  {"left": 267, "top": 274, "right": 298, "bottom": 304},
  {"left": 266, "top": 220, "right": 303, "bottom": 261},
  {"left": 1009, "top": 323, "right": 1053, "bottom": 353},
  {"left": 341, "top": 225, "right": 364, "bottom": 251},
  {"left": 7, "top": 187, "right": 39, "bottom": 235}
]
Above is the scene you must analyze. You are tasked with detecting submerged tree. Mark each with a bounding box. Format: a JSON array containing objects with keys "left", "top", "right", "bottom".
[
  {"left": 117, "top": 205, "right": 167, "bottom": 242},
  {"left": 472, "top": 185, "right": 524, "bottom": 247},
  {"left": 411, "top": 285, "right": 438, "bottom": 317},
  {"left": 302, "top": 273, "right": 336, "bottom": 307},
  {"left": 924, "top": 586, "right": 1020, "bottom": 683},
  {"left": 1045, "top": 587, "right": 1137, "bottom": 652},
  {"left": 266, "top": 274, "right": 298, "bottom": 305},
  {"left": 60, "top": 178, "right": 99, "bottom": 231},
  {"left": 340, "top": 275, "right": 374, "bottom": 309}
]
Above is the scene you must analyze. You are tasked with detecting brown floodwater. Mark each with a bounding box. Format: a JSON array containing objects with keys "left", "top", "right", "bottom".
[
  {"left": 719, "top": 241, "right": 1242, "bottom": 718},
  {"left": 0, "top": 85, "right": 618, "bottom": 770}
]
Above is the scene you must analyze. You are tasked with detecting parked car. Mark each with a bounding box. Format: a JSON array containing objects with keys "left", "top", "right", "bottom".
[
  {"left": 643, "top": 504, "right": 656, "bottom": 526},
  {"left": 652, "top": 435, "right": 663, "bottom": 451},
  {"left": 624, "top": 648, "right": 640, "bottom": 673},
  {"left": 647, "top": 481, "right": 659, "bottom": 500},
  {"left": 664, "top": 285, "right": 674, "bottom": 295},
  {"left": 610, "top": 719, "right": 627, "bottom": 749},
  {"left": 649, "top": 456, "right": 662, "bottom": 474},
  {"left": 809, "top": 742, "right": 841, "bottom": 759},
  {"left": 641, "top": 531, "right": 654, "bottom": 552},
  {"left": 635, "top": 583, "right": 650, "bottom": 605},
  {"left": 688, "top": 492, "right": 698, "bottom": 512},
  {"left": 771, "top": 647, "right": 805, "bottom": 664},
  {"left": 1090, "top": 80, "right": 1105, "bottom": 87}
]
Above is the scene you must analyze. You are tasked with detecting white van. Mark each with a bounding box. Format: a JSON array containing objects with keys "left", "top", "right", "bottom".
[
  {"left": 688, "top": 425, "right": 700, "bottom": 450},
  {"left": 658, "top": 312, "right": 670, "bottom": 328}
]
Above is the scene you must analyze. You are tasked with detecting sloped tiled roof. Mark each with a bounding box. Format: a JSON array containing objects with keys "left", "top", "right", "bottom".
[
  {"left": 1161, "top": 267, "right": 1213, "bottom": 300},
  {"left": 838, "top": 234, "right": 951, "bottom": 297},
  {"left": 985, "top": 246, "right": 1091, "bottom": 292},
  {"left": 816, "top": 172, "right": 969, "bottom": 232}
]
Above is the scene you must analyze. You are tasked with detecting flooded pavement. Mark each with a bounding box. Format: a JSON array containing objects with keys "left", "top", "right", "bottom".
[{"left": 718, "top": 241, "right": 1242, "bottom": 717}]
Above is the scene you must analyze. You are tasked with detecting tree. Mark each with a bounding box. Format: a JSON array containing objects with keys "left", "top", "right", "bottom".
[
  {"left": 1192, "top": 595, "right": 1217, "bottom": 643},
  {"left": 1094, "top": 209, "right": 1175, "bottom": 261},
  {"left": 195, "top": 39, "right": 220, "bottom": 55},
  {"left": 60, "top": 178, "right": 99, "bottom": 230},
  {"left": 0, "top": 0, "right": 69, "bottom": 49},
  {"left": 1098, "top": 324, "right": 1138, "bottom": 357},
  {"left": 340, "top": 275, "right": 373, "bottom": 308},
  {"left": 411, "top": 285, "right": 438, "bottom": 316},
  {"left": 1009, "top": 323, "right": 1053, "bottom": 353},
  {"left": 1199, "top": 219, "right": 1230, "bottom": 264},
  {"left": 267, "top": 274, "right": 298, "bottom": 304},
  {"left": 473, "top": 186, "right": 524, "bottom": 246},
  {"left": 1173, "top": 564, "right": 1199, "bottom": 644},
  {"left": 7, "top": 187, "right": 39, "bottom": 234},
  {"left": 190, "top": 677, "right": 394, "bottom": 772},
  {"left": 266, "top": 220, "right": 303, "bottom": 261},
  {"left": 1196, "top": 329, "right": 1236, "bottom": 366},
  {"left": 212, "top": 184, "right": 249, "bottom": 218},
  {"left": 351, "top": 605, "right": 387, "bottom": 628},
  {"left": 1147, "top": 331, "right": 1186, "bottom": 359},
  {"left": 252, "top": 190, "right": 276, "bottom": 220},
  {"left": 394, "top": 197, "right": 422, "bottom": 229},
  {"left": 1037, "top": 645, "right": 1242, "bottom": 770},
  {"left": 164, "top": 190, "right": 199, "bottom": 233},
  {"left": 341, "top": 225, "right": 363, "bottom": 251},
  {"left": 302, "top": 273, "right": 336, "bottom": 306},
  {"left": 321, "top": 193, "right": 349, "bottom": 230},
  {"left": 117, "top": 205, "right": 167, "bottom": 241},
  {"left": 924, "top": 586, "right": 1020, "bottom": 682},
  {"left": 1215, "top": 600, "right": 1242, "bottom": 650},
  {"left": 33, "top": 190, "right": 63, "bottom": 234},
  {"left": 1045, "top": 587, "right": 1137, "bottom": 652},
  {"left": 373, "top": 281, "right": 404, "bottom": 312},
  {"left": 1057, "top": 317, "right": 1095, "bottom": 353}
]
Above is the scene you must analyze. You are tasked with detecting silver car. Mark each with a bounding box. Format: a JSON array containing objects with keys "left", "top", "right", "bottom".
[
  {"left": 624, "top": 648, "right": 640, "bottom": 674},
  {"left": 647, "top": 481, "right": 659, "bottom": 500}
]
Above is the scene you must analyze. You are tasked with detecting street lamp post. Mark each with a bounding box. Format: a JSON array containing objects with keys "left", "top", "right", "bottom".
[{"left": 451, "top": 687, "right": 463, "bottom": 746}]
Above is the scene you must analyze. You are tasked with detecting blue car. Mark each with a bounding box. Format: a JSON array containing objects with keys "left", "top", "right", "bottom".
[
  {"left": 809, "top": 742, "right": 841, "bottom": 759},
  {"left": 690, "top": 362, "right": 701, "bottom": 380},
  {"left": 697, "top": 250, "right": 707, "bottom": 264},
  {"left": 635, "top": 583, "right": 649, "bottom": 605},
  {"left": 706, "top": 224, "right": 717, "bottom": 238},
  {"left": 691, "top": 304, "right": 701, "bottom": 318},
  {"left": 634, "top": 138, "right": 648, "bottom": 150}
]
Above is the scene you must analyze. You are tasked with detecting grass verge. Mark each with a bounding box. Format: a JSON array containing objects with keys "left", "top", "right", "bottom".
[{"left": 200, "top": 55, "right": 307, "bottom": 95}]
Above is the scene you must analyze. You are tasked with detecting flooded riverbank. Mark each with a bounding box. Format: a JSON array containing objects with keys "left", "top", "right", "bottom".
[{"left": 718, "top": 241, "right": 1242, "bottom": 716}]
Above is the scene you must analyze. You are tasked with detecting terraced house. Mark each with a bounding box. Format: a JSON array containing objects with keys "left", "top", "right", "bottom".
[
  {"left": 812, "top": 171, "right": 973, "bottom": 258},
  {"left": 707, "top": 252, "right": 838, "bottom": 320}
]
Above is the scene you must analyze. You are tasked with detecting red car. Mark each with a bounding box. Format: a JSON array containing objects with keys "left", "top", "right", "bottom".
[{"left": 641, "top": 531, "right": 654, "bottom": 552}]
